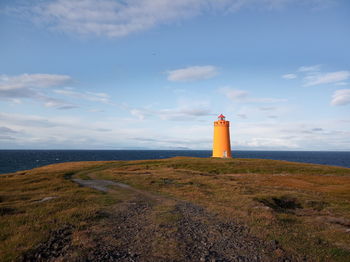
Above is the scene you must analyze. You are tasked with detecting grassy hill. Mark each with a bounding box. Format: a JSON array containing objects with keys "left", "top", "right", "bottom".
[{"left": 1, "top": 157, "right": 350, "bottom": 261}]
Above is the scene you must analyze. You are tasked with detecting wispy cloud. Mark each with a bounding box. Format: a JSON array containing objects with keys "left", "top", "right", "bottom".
[
  {"left": 54, "top": 88, "right": 111, "bottom": 104},
  {"left": 0, "top": 73, "right": 77, "bottom": 109},
  {"left": 127, "top": 98, "right": 213, "bottom": 121},
  {"left": 236, "top": 113, "right": 247, "bottom": 119},
  {"left": 259, "top": 107, "right": 276, "bottom": 111},
  {"left": 0, "top": 111, "right": 213, "bottom": 149},
  {"left": 159, "top": 107, "right": 212, "bottom": 120},
  {"left": 284, "top": 65, "right": 350, "bottom": 87},
  {"left": 0, "top": 73, "right": 113, "bottom": 110},
  {"left": 1, "top": 111, "right": 349, "bottom": 150},
  {"left": 0, "top": 112, "right": 57, "bottom": 128},
  {"left": 9, "top": 0, "right": 332, "bottom": 38},
  {"left": 304, "top": 71, "right": 350, "bottom": 87},
  {"left": 0, "top": 73, "right": 71, "bottom": 91},
  {"left": 282, "top": 73, "right": 297, "bottom": 79},
  {"left": 0, "top": 126, "right": 18, "bottom": 134},
  {"left": 219, "top": 87, "right": 286, "bottom": 103},
  {"left": 219, "top": 88, "right": 248, "bottom": 100},
  {"left": 42, "top": 98, "right": 79, "bottom": 110},
  {"left": 31, "top": 0, "right": 203, "bottom": 37},
  {"left": 235, "top": 120, "right": 350, "bottom": 150},
  {"left": 298, "top": 64, "right": 322, "bottom": 72},
  {"left": 334, "top": 82, "right": 348, "bottom": 86},
  {"left": 130, "top": 106, "right": 213, "bottom": 121},
  {"left": 331, "top": 89, "right": 350, "bottom": 106},
  {"left": 167, "top": 65, "right": 218, "bottom": 82},
  {"left": 282, "top": 65, "right": 350, "bottom": 108}
]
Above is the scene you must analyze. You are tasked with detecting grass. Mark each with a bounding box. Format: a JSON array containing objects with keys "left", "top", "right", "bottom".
[
  {"left": 96, "top": 157, "right": 350, "bottom": 261},
  {"left": 1, "top": 157, "right": 350, "bottom": 261},
  {"left": 0, "top": 162, "right": 126, "bottom": 261}
]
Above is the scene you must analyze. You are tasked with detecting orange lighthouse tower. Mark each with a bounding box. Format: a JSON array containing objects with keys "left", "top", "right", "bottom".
[{"left": 212, "top": 114, "right": 232, "bottom": 158}]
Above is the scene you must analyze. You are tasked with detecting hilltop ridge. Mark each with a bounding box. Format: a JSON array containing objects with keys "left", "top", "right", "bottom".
[{"left": 1, "top": 157, "right": 350, "bottom": 261}]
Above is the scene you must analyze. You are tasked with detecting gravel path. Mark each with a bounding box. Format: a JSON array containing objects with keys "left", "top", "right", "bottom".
[
  {"left": 72, "top": 178, "right": 131, "bottom": 192},
  {"left": 22, "top": 177, "right": 293, "bottom": 262}
]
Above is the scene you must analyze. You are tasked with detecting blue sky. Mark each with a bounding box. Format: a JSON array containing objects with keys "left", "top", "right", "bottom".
[{"left": 0, "top": 0, "right": 349, "bottom": 150}]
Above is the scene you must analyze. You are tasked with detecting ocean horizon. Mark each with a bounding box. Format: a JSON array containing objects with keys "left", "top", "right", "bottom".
[{"left": 1, "top": 149, "right": 349, "bottom": 174}]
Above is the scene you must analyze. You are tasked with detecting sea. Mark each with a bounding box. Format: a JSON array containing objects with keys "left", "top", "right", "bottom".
[{"left": 0, "top": 150, "right": 350, "bottom": 174}]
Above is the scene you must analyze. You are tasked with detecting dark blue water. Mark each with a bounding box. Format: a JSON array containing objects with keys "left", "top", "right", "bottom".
[{"left": 0, "top": 150, "right": 349, "bottom": 174}]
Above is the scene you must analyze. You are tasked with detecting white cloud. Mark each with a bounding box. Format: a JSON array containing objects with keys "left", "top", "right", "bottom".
[
  {"left": 88, "top": 108, "right": 105, "bottom": 113},
  {"left": 10, "top": 0, "right": 331, "bottom": 38},
  {"left": 334, "top": 82, "right": 348, "bottom": 86},
  {"left": 219, "top": 87, "right": 286, "bottom": 103},
  {"left": 298, "top": 64, "right": 322, "bottom": 72},
  {"left": 241, "top": 137, "right": 299, "bottom": 149},
  {"left": 0, "top": 111, "right": 213, "bottom": 149},
  {"left": 0, "top": 112, "right": 57, "bottom": 128},
  {"left": 54, "top": 89, "right": 111, "bottom": 104},
  {"left": 0, "top": 73, "right": 77, "bottom": 109},
  {"left": 331, "top": 89, "right": 350, "bottom": 106},
  {"left": 282, "top": 73, "right": 297, "bottom": 79},
  {"left": 259, "top": 107, "right": 276, "bottom": 111},
  {"left": 303, "top": 71, "right": 350, "bottom": 86},
  {"left": 130, "top": 105, "right": 212, "bottom": 121},
  {"left": 0, "top": 126, "right": 17, "bottom": 134},
  {"left": 236, "top": 113, "right": 247, "bottom": 119},
  {"left": 43, "top": 99, "right": 78, "bottom": 110},
  {"left": 233, "top": 120, "right": 350, "bottom": 150},
  {"left": 0, "top": 73, "right": 112, "bottom": 109},
  {"left": 127, "top": 98, "right": 213, "bottom": 121},
  {"left": 250, "top": 97, "right": 287, "bottom": 103},
  {"left": 158, "top": 107, "right": 212, "bottom": 120},
  {"left": 294, "top": 65, "right": 350, "bottom": 87},
  {"left": 1, "top": 111, "right": 349, "bottom": 150},
  {"left": 0, "top": 73, "right": 71, "bottom": 91},
  {"left": 167, "top": 65, "right": 218, "bottom": 82},
  {"left": 31, "top": 0, "right": 204, "bottom": 37},
  {"left": 218, "top": 87, "right": 248, "bottom": 100},
  {"left": 130, "top": 109, "right": 150, "bottom": 120}
]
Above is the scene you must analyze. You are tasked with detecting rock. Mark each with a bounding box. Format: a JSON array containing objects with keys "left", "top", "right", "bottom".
[{"left": 36, "top": 196, "right": 58, "bottom": 203}]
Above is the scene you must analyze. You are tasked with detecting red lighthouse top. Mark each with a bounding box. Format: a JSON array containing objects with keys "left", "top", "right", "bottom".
[{"left": 218, "top": 114, "right": 225, "bottom": 120}]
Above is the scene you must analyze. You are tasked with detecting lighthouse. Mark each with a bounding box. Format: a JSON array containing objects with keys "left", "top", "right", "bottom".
[{"left": 212, "top": 114, "right": 232, "bottom": 158}]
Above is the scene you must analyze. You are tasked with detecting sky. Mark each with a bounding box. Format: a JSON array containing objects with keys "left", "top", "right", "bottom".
[{"left": 0, "top": 0, "right": 349, "bottom": 150}]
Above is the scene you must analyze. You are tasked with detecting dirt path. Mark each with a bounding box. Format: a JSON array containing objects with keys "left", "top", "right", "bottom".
[
  {"left": 23, "top": 177, "right": 293, "bottom": 262},
  {"left": 72, "top": 178, "right": 132, "bottom": 192}
]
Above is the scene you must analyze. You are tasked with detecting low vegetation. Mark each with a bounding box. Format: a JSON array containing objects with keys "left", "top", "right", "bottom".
[{"left": 1, "top": 157, "right": 350, "bottom": 261}]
